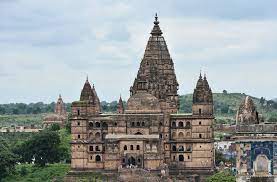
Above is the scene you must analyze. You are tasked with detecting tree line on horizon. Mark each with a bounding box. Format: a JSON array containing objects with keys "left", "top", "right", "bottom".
[{"left": 0, "top": 92, "right": 277, "bottom": 120}]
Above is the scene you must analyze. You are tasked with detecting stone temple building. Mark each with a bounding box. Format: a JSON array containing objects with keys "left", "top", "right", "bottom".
[
  {"left": 70, "top": 15, "right": 214, "bottom": 180},
  {"left": 234, "top": 96, "right": 277, "bottom": 182},
  {"left": 43, "top": 94, "right": 67, "bottom": 128}
]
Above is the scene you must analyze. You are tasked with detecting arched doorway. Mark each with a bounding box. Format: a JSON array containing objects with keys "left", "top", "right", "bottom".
[
  {"left": 254, "top": 154, "right": 270, "bottom": 176},
  {"left": 128, "top": 156, "right": 136, "bottom": 166}
]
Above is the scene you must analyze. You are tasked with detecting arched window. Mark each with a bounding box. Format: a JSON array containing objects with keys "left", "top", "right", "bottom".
[
  {"left": 142, "top": 122, "right": 145, "bottom": 127},
  {"left": 173, "top": 156, "right": 176, "bottom": 160},
  {"left": 137, "top": 122, "right": 140, "bottom": 126},
  {"left": 77, "top": 109, "right": 80, "bottom": 116},
  {"left": 131, "top": 122, "right": 135, "bottom": 127},
  {"left": 95, "top": 132, "right": 101, "bottom": 139},
  {"left": 199, "top": 134, "right": 202, "bottom": 138},
  {"left": 172, "top": 121, "right": 176, "bottom": 127},
  {"left": 172, "top": 132, "right": 176, "bottom": 139},
  {"left": 199, "top": 121, "right": 202, "bottom": 125},
  {"left": 124, "top": 145, "right": 127, "bottom": 150},
  {"left": 89, "top": 146, "right": 93, "bottom": 151},
  {"left": 185, "top": 121, "right": 191, "bottom": 128},
  {"left": 89, "top": 132, "right": 93, "bottom": 139},
  {"left": 77, "top": 121, "right": 80, "bottom": 126},
  {"left": 188, "top": 155, "right": 190, "bottom": 159},
  {"left": 178, "top": 132, "right": 184, "bottom": 139},
  {"left": 186, "top": 132, "right": 190, "bottom": 136},
  {"left": 187, "top": 145, "right": 192, "bottom": 152},
  {"left": 179, "top": 155, "right": 184, "bottom": 162},
  {"left": 172, "top": 145, "right": 177, "bottom": 151},
  {"left": 95, "top": 155, "right": 101, "bottom": 162},
  {"left": 89, "top": 122, "right": 93, "bottom": 128},
  {"left": 95, "top": 122, "right": 101, "bottom": 128},
  {"left": 77, "top": 134, "right": 81, "bottom": 139},
  {"left": 114, "top": 122, "right": 117, "bottom": 126},
  {"left": 102, "top": 122, "right": 108, "bottom": 129},
  {"left": 130, "top": 145, "right": 134, "bottom": 150},
  {"left": 179, "top": 122, "right": 184, "bottom": 128},
  {"left": 178, "top": 146, "right": 184, "bottom": 151},
  {"left": 199, "top": 109, "right": 201, "bottom": 115},
  {"left": 137, "top": 145, "right": 140, "bottom": 150}
]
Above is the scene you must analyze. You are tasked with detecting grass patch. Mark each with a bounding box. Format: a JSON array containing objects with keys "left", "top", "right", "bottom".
[{"left": 2, "top": 163, "right": 70, "bottom": 182}]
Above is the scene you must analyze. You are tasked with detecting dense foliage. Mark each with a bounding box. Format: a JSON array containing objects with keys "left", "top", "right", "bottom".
[
  {"left": 206, "top": 170, "right": 236, "bottom": 182},
  {"left": 0, "top": 137, "right": 18, "bottom": 180},
  {"left": 0, "top": 101, "right": 124, "bottom": 115},
  {"left": 2, "top": 164, "right": 70, "bottom": 182},
  {"left": 13, "top": 130, "right": 64, "bottom": 166}
]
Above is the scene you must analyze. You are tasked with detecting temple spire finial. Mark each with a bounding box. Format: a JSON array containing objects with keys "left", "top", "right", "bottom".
[
  {"left": 151, "top": 13, "right": 162, "bottom": 35},
  {"left": 86, "top": 75, "right": 89, "bottom": 82},
  {"left": 199, "top": 70, "right": 202, "bottom": 79},
  {"left": 154, "top": 13, "right": 159, "bottom": 24}
]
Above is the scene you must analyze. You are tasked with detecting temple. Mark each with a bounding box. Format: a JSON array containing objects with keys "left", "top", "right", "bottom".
[
  {"left": 69, "top": 15, "right": 215, "bottom": 181},
  {"left": 234, "top": 96, "right": 277, "bottom": 182},
  {"left": 43, "top": 94, "right": 67, "bottom": 128}
]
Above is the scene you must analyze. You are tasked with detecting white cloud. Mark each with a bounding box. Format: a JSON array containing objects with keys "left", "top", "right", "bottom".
[{"left": 0, "top": 0, "right": 277, "bottom": 103}]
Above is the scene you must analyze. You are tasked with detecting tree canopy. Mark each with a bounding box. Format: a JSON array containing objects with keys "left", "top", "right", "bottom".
[
  {"left": 13, "top": 130, "right": 65, "bottom": 167},
  {"left": 0, "top": 137, "right": 18, "bottom": 180}
]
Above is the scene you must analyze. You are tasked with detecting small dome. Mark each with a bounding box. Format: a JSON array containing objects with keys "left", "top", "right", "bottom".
[{"left": 126, "top": 91, "right": 161, "bottom": 113}]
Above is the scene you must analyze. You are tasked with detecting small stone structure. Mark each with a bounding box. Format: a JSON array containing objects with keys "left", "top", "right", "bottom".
[{"left": 43, "top": 94, "right": 67, "bottom": 128}]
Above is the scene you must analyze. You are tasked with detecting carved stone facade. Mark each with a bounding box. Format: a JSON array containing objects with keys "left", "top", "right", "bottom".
[
  {"left": 70, "top": 15, "right": 214, "bottom": 180},
  {"left": 234, "top": 96, "right": 277, "bottom": 182},
  {"left": 43, "top": 94, "right": 67, "bottom": 128}
]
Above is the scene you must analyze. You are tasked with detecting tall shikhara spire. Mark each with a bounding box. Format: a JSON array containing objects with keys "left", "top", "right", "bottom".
[{"left": 130, "top": 14, "right": 179, "bottom": 113}]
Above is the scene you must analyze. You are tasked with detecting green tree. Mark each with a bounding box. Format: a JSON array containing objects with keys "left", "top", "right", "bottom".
[
  {"left": 0, "top": 137, "right": 18, "bottom": 180},
  {"left": 14, "top": 130, "right": 63, "bottom": 167},
  {"left": 49, "top": 123, "right": 61, "bottom": 131},
  {"left": 206, "top": 170, "right": 235, "bottom": 182}
]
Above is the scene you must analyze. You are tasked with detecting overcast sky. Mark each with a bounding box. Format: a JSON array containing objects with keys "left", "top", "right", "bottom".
[{"left": 0, "top": 0, "right": 277, "bottom": 103}]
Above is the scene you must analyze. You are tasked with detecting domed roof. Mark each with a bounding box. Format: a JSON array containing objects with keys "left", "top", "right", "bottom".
[
  {"left": 43, "top": 113, "right": 66, "bottom": 121},
  {"left": 126, "top": 91, "right": 161, "bottom": 113}
]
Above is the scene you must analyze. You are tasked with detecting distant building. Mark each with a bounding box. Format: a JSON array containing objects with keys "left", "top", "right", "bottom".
[
  {"left": 43, "top": 94, "right": 67, "bottom": 128},
  {"left": 234, "top": 96, "right": 277, "bottom": 181},
  {"left": 69, "top": 15, "right": 215, "bottom": 181},
  {"left": 0, "top": 125, "right": 41, "bottom": 133}
]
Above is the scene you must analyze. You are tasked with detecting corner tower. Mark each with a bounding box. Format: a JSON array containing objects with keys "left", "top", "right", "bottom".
[
  {"left": 130, "top": 14, "right": 179, "bottom": 113},
  {"left": 192, "top": 74, "right": 213, "bottom": 116}
]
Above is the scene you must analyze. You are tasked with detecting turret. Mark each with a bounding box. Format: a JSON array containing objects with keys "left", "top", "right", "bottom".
[
  {"left": 192, "top": 73, "right": 213, "bottom": 116},
  {"left": 72, "top": 77, "right": 101, "bottom": 116},
  {"left": 117, "top": 95, "right": 124, "bottom": 114},
  {"left": 55, "top": 94, "right": 66, "bottom": 115}
]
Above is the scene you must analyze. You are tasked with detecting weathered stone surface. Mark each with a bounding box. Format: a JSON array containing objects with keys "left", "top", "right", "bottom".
[{"left": 69, "top": 15, "right": 215, "bottom": 180}]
